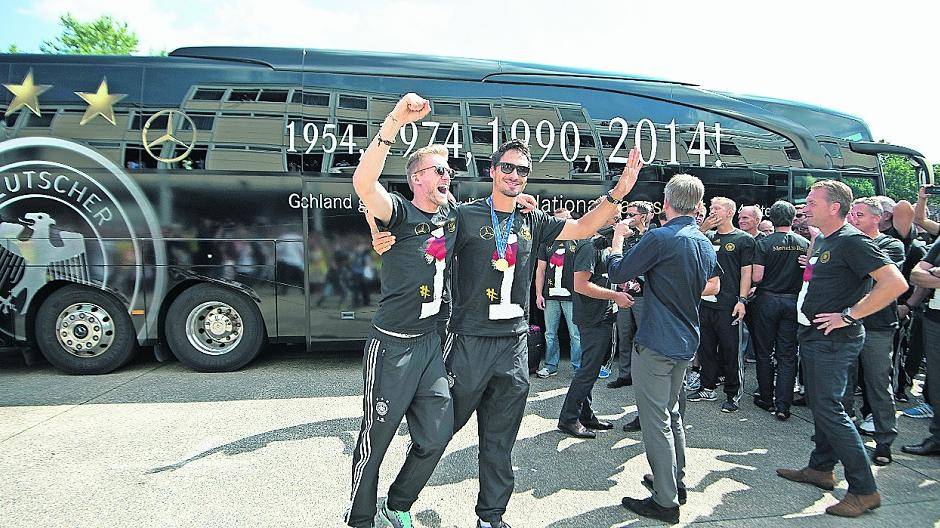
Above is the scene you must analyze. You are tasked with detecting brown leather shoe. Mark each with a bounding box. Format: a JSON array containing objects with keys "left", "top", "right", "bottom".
[
  {"left": 825, "top": 492, "right": 881, "bottom": 517},
  {"left": 775, "top": 467, "right": 835, "bottom": 491}
]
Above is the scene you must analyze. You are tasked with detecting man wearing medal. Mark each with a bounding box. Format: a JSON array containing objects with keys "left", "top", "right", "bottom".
[{"left": 442, "top": 141, "right": 643, "bottom": 528}]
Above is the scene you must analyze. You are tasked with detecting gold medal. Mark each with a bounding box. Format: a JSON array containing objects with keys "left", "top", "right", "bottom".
[{"left": 493, "top": 258, "right": 509, "bottom": 272}]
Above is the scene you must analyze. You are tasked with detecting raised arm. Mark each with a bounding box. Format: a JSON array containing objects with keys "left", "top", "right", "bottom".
[
  {"left": 914, "top": 185, "right": 940, "bottom": 236},
  {"left": 352, "top": 93, "right": 430, "bottom": 223},
  {"left": 557, "top": 147, "right": 641, "bottom": 241}
]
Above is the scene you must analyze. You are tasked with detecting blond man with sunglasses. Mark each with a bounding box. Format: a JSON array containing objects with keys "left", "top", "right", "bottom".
[{"left": 345, "top": 93, "right": 458, "bottom": 528}]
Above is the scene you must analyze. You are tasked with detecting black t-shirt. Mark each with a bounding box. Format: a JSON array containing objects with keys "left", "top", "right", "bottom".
[
  {"left": 754, "top": 231, "right": 809, "bottom": 295},
  {"left": 864, "top": 233, "right": 906, "bottom": 331},
  {"left": 702, "top": 229, "right": 755, "bottom": 311},
  {"left": 885, "top": 225, "right": 916, "bottom": 253},
  {"left": 372, "top": 193, "right": 457, "bottom": 334},
  {"left": 449, "top": 199, "right": 567, "bottom": 336},
  {"left": 538, "top": 240, "right": 578, "bottom": 301},
  {"left": 922, "top": 242, "right": 940, "bottom": 323},
  {"left": 899, "top": 240, "right": 928, "bottom": 304},
  {"left": 572, "top": 236, "right": 613, "bottom": 326},
  {"left": 797, "top": 224, "right": 894, "bottom": 342}
]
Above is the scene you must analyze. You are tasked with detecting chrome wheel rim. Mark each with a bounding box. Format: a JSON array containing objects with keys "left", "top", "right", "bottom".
[
  {"left": 56, "top": 303, "right": 115, "bottom": 358},
  {"left": 185, "top": 301, "right": 243, "bottom": 355}
]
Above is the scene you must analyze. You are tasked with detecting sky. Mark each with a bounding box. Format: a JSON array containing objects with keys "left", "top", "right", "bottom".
[{"left": 2, "top": 0, "right": 938, "bottom": 164}]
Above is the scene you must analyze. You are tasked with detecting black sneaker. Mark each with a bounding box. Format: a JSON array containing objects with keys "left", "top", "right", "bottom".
[
  {"left": 621, "top": 496, "right": 680, "bottom": 524},
  {"left": 687, "top": 388, "right": 718, "bottom": 402},
  {"left": 721, "top": 399, "right": 739, "bottom": 413},
  {"left": 775, "top": 409, "right": 791, "bottom": 421},
  {"left": 607, "top": 376, "right": 633, "bottom": 388},
  {"left": 753, "top": 397, "right": 775, "bottom": 412}
]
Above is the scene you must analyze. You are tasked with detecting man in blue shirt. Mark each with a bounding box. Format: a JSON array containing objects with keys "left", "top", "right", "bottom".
[{"left": 606, "top": 173, "right": 720, "bottom": 524}]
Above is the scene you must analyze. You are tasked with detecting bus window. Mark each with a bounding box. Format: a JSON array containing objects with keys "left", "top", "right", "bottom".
[{"left": 843, "top": 175, "right": 876, "bottom": 198}]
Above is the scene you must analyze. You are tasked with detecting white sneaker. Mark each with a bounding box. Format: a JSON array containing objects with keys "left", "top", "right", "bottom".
[
  {"left": 858, "top": 414, "right": 875, "bottom": 436},
  {"left": 686, "top": 370, "right": 701, "bottom": 391},
  {"left": 535, "top": 367, "right": 557, "bottom": 378}
]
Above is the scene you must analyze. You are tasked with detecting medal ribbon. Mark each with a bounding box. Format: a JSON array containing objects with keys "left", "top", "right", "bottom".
[{"left": 487, "top": 197, "right": 515, "bottom": 262}]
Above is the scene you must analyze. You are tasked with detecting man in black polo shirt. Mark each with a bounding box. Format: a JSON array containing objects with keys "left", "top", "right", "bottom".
[
  {"left": 445, "top": 142, "right": 644, "bottom": 528},
  {"left": 750, "top": 200, "right": 808, "bottom": 420},
  {"left": 558, "top": 204, "right": 633, "bottom": 438},
  {"left": 689, "top": 196, "right": 755, "bottom": 413},
  {"left": 777, "top": 180, "right": 907, "bottom": 518},
  {"left": 842, "top": 197, "right": 905, "bottom": 466}
]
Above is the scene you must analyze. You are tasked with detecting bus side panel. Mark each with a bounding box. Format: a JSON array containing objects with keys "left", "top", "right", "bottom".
[{"left": 0, "top": 61, "right": 160, "bottom": 343}]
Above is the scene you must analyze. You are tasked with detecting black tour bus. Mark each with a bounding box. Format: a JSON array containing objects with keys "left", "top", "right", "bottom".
[{"left": 0, "top": 47, "right": 932, "bottom": 374}]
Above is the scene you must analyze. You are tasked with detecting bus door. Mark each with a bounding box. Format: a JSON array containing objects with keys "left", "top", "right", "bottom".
[{"left": 302, "top": 175, "right": 376, "bottom": 345}]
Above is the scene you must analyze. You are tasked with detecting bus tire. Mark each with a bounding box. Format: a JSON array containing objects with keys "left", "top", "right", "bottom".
[
  {"left": 34, "top": 285, "right": 138, "bottom": 375},
  {"left": 165, "top": 284, "right": 265, "bottom": 372}
]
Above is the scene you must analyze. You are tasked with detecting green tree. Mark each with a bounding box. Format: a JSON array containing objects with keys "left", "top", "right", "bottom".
[
  {"left": 6, "top": 44, "right": 19, "bottom": 53},
  {"left": 40, "top": 14, "right": 138, "bottom": 55},
  {"left": 881, "top": 153, "right": 919, "bottom": 203},
  {"left": 844, "top": 176, "right": 876, "bottom": 199}
]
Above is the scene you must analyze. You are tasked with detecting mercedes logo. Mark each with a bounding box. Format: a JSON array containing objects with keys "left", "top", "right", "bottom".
[{"left": 141, "top": 109, "right": 197, "bottom": 163}]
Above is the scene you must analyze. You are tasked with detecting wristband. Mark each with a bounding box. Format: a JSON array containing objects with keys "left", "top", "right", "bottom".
[
  {"left": 605, "top": 190, "right": 623, "bottom": 205},
  {"left": 841, "top": 307, "right": 861, "bottom": 326},
  {"left": 736, "top": 296, "right": 748, "bottom": 305},
  {"left": 374, "top": 133, "right": 395, "bottom": 147}
]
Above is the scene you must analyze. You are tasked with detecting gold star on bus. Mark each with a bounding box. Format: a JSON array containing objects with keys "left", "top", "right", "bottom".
[
  {"left": 3, "top": 70, "right": 52, "bottom": 117},
  {"left": 75, "top": 78, "right": 127, "bottom": 126}
]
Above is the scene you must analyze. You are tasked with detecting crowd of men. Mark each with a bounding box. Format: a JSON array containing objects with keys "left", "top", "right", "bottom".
[{"left": 344, "top": 93, "right": 939, "bottom": 528}]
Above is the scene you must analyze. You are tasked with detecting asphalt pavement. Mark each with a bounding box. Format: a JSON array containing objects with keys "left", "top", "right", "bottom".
[{"left": 1, "top": 347, "right": 938, "bottom": 527}]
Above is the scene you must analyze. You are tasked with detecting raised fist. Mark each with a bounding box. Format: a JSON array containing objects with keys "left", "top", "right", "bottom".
[{"left": 390, "top": 93, "right": 431, "bottom": 124}]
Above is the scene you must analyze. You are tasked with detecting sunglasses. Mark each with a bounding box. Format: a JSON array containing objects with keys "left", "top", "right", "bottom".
[
  {"left": 626, "top": 211, "right": 645, "bottom": 217},
  {"left": 496, "top": 161, "right": 531, "bottom": 178},
  {"left": 415, "top": 164, "right": 455, "bottom": 177}
]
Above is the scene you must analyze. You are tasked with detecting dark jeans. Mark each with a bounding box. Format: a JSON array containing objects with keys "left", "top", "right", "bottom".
[
  {"left": 898, "top": 312, "right": 924, "bottom": 394},
  {"left": 751, "top": 293, "right": 799, "bottom": 411},
  {"left": 801, "top": 337, "right": 877, "bottom": 496},
  {"left": 843, "top": 329, "right": 898, "bottom": 447},
  {"left": 560, "top": 323, "right": 611, "bottom": 423},
  {"left": 698, "top": 306, "right": 744, "bottom": 401},
  {"left": 922, "top": 318, "right": 940, "bottom": 442}
]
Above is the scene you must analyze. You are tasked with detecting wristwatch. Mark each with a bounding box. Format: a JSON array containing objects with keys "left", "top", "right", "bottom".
[
  {"left": 841, "top": 307, "right": 861, "bottom": 326},
  {"left": 736, "top": 296, "right": 749, "bottom": 305},
  {"left": 605, "top": 190, "right": 623, "bottom": 205}
]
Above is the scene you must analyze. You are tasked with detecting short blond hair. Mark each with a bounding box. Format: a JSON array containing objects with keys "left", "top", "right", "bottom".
[
  {"left": 711, "top": 196, "right": 736, "bottom": 213},
  {"left": 405, "top": 145, "right": 449, "bottom": 190}
]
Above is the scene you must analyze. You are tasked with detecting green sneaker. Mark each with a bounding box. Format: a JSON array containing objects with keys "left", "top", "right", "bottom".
[{"left": 379, "top": 499, "right": 412, "bottom": 528}]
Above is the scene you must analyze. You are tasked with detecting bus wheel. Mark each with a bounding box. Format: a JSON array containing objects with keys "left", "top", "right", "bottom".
[
  {"left": 165, "top": 284, "right": 265, "bottom": 372},
  {"left": 34, "top": 285, "right": 137, "bottom": 375}
]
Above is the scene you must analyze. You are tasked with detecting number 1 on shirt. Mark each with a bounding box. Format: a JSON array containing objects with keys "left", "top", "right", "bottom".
[{"left": 490, "top": 233, "right": 524, "bottom": 320}]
